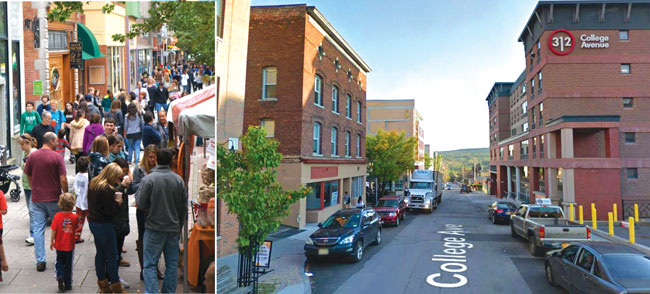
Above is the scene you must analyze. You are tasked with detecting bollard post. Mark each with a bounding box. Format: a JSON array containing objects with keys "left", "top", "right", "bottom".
[
  {"left": 591, "top": 204, "right": 597, "bottom": 230},
  {"left": 569, "top": 204, "right": 574, "bottom": 222},
  {"left": 629, "top": 216, "right": 635, "bottom": 244},
  {"left": 613, "top": 203, "right": 617, "bottom": 222},
  {"left": 608, "top": 212, "right": 613, "bottom": 236},
  {"left": 579, "top": 205, "right": 584, "bottom": 225},
  {"left": 635, "top": 204, "right": 639, "bottom": 223}
]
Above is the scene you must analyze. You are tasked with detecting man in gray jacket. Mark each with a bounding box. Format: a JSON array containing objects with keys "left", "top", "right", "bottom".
[{"left": 136, "top": 148, "right": 187, "bottom": 294}]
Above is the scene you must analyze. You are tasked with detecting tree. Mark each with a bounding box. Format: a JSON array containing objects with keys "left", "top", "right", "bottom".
[
  {"left": 217, "top": 126, "right": 309, "bottom": 250},
  {"left": 424, "top": 153, "right": 433, "bottom": 170},
  {"left": 46, "top": 1, "right": 215, "bottom": 65},
  {"left": 366, "top": 129, "right": 418, "bottom": 196}
]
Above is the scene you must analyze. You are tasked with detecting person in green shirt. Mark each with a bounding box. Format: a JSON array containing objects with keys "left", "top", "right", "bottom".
[
  {"left": 20, "top": 101, "right": 42, "bottom": 134},
  {"left": 102, "top": 89, "right": 115, "bottom": 112}
]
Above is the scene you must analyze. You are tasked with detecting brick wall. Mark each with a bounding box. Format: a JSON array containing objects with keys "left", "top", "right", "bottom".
[
  {"left": 574, "top": 168, "right": 621, "bottom": 220},
  {"left": 620, "top": 132, "right": 650, "bottom": 158},
  {"left": 84, "top": 45, "right": 110, "bottom": 95},
  {"left": 23, "top": 2, "right": 45, "bottom": 104},
  {"left": 217, "top": 198, "right": 239, "bottom": 257}
]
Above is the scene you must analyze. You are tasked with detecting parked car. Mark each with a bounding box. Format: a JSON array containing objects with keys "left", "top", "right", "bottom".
[
  {"left": 304, "top": 208, "right": 382, "bottom": 263},
  {"left": 511, "top": 204, "right": 591, "bottom": 256},
  {"left": 460, "top": 184, "right": 471, "bottom": 193},
  {"left": 374, "top": 196, "right": 406, "bottom": 226},
  {"left": 486, "top": 201, "right": 517, "bottom": 224},
  {"left": 545, "top": 241, "right": 650, "bottom": 293}
]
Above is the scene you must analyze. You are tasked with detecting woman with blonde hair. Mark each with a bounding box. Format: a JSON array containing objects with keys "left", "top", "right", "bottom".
[
  {"left": 87, "top": 163, "right": 126, "bottom": 293},
  {"left": 132, "top": 144, "right": 163, "bottom": 280},
  {"left": 70, "top": 110, "right": 89, "bottom": 161},
  {"left": 162, "top": 72, "right": 171, "bottom": 88},
  {"left": 17, "top": 133, "right": 38, "bottom": 245},
  {"left": 89, "top": 136, "right": 111, "bottom": 180}
]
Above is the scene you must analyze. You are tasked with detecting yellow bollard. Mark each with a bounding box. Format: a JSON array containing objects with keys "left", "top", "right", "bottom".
[
  {"left": 629, "top": 217, "right": 635, "bottom": 244},
  {"left": 635, "top": 204, "right": 639, "bottom": 223},
  {"left": 579, "top": 205, "right": 584, "bottom": 225},
  {"left": 569, "top": 204, "right": 574, "bottom": 222},
  {"left": 591, "top": 204, "right": 597, "bottom": 230},
  {"left": 613, "top": 203, "right": 617, "bottom": 222},
  {"left": 608, "top": 212, "right": 613, "bottom": 236}
]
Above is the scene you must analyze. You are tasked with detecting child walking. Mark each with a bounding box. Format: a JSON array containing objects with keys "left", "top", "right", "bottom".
[
  {"left": 56, "top": 128, "right": 71, "bottom": 158},
  {"left": 73, "top": 157, "right": 89, "bottom": 243},
  {"left": 50, "top": 193, "right": 78, "bottom": 292}
]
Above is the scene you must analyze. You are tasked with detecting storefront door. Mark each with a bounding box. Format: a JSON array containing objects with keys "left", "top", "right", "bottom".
[{"left": 48, "top": 54, "right": 71, "bottom": 106}]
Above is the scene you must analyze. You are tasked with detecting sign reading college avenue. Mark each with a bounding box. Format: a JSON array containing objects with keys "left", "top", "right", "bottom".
[
  {"left": 549, "top": 29, "right": 611, "bottom": 55},
  {"left": 580, "top": 34, "right": 610, "bottom": 48}
]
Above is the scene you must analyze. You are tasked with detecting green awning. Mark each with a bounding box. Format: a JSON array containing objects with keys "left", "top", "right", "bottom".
[{"left": 77, "top": 22, "right": 106, "bottom": 60}]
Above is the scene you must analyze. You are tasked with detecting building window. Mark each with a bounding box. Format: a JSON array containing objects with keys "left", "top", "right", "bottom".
[
  {"left": 345, "top": 131, "right": 351, "bottom": 157},
  {"left": 538, "top": 71, "right": 542, "bottom": 93},
  {"left": 317, "top": 45, "right": 325, "bottom": 59},
  {"left": 536, "top": 41, "right": 541, "bottom": 63},
  {"left": 508, "top": 145, "right": 514, "bottom": 159},
  {"left": 306, "top": 182, "right": 322, "bottom": 210},
  {"left": 48, "top": 31, "right": 68, "bottom": 51},
  {"left": 540, "top": 135, "right": 545, "bottom": 158},
  {"left": 332, "top": 86, "right": 339, "bottom": 113},
  {"left": 626, "top": 168, "right": 638, "bottom": 179},
  {"left": 533, "top": 137, "right": 537, "bottom": 158},
  {"left": 306, "top": 180, "right": 340, "bottom": 210},
  {"left": 345, "top": 94, "right": 351, "bottom": 118},
  {"left": 523, "top": 122, "right": 529, "bottom": 132},
  {"left": 521, "top": 140, "right": 529, "bottom": 159},
  {"left": 356, "top": 101, "right": 362, "bottom": 123},
  {"left": 531, "top": 106, "right": 536, "bottom": 129},
  {"left": 324, "top": 180, "right": 339, "bottom": 207},
  {"left": 623, "top": 97, "right": 633, "bottom": 108},
  {"left": 334, "top": 58, "right": 340, "bottom": 72},
  {"left": 625, "top": 132, "right": 635, "bottom": 143},
  {"left": 262, "top": 67, "right": 277, "bottom": 99},
  {"left": 331, "top": 127, "right": 338, "bottom": 156},
  {"left": 530, "top": 79, "right": 535, "bottom": 98},
  {"left": 522, "top": 82, "right": 526, "bottom": 94},
  {"left": 260, "top": 118, "right": 275, "bottom": 137},
  {"left": 11, "top": 41, "right": 21, "bottom": 135},
  {"left": 619, "top": 30, "right": 629, "bottom": 40},
  {"left": 539, "top": 102, "right": 544, "bottom": 125},
  {"left": 499, "top": 147, "right": 504, "bottom": 159},
  {"left": 621, "top": 64, "right": 631, "bottom": 74},
  {"left": 522, "top": 101, "right": 528, "bottom": 114},
  {"left": 356, "top": 134, "right": 361, "bottom": 157},
  {"left": 314, "top": 75, "right": 322, "bottom": 106},
  {"left": 313, "top": 122, "right": 322, "bottom": 155},
  {"left": 89, "top": 66, "right": 105, "bottom": 85}
]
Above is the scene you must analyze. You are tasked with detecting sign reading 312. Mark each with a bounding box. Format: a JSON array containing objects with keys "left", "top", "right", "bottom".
[{"left": 548, "top": 29, "right": 575, "bottom": 55}]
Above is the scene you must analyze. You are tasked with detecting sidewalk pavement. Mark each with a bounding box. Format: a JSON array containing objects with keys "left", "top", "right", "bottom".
[
  {"left": 0, "top": 147, "right": 207, "bottom": 293},
  {"left": 593, "top": 220, "right": 650, "bottom": 255},
  {"left": 218, "top": 225, "right": 318, "bottom": 294}
]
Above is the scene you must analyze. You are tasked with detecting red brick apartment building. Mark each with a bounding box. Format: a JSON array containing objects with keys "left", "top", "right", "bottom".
[
  {"left": 244, "top": 5, "right": 372, "bottom": 228},
  {"left": 487, "top": 0, "right": 650, "bottom": 220}
]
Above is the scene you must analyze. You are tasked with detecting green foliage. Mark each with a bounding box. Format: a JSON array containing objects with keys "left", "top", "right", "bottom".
[
  {"left": 46, "top": 2, "right": 115, "bottom": 23},
  {"left": 113, "top": 2, "right": 215, "bottom": 66},
  {"left": 366, "top": 129, "right": 418, "bottom": 192},
  {"left": 424, "top": 153, "right": 432, "bottom": 170},
  {"left": 217, "top": 126, "right": 309, "bottom": 251},
  {"left": 437, "top": 148, "right": 489, "bottom": 183}
]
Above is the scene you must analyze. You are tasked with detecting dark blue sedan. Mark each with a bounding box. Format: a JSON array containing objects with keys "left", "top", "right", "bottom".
[
  {"left": 304, "top": 208, "right": 382, "bottom": 263},
  {"left": 486, "top": 201, "right": 517, "bottom": 224}
]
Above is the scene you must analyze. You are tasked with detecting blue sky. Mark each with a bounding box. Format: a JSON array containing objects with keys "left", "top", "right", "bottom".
[{"left": 251, "top": 0, "right": 539, "bottom": 151}]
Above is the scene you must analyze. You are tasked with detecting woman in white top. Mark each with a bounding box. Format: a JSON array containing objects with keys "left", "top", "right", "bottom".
[
  {"left": 181, "top": 70, "right": 190, "bottom": 93},
  {"left": 356, "top": 196, "right": 365, "bottom": 209}
]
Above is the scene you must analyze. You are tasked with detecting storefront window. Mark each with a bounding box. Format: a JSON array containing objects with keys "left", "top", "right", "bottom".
[
  {"left": 129, "top": 50, "right": 136, "bottom": 89},
  {"left": 0, "top": 40, "right": 9, "bottom": 154},
  {"left": 11, "top": 42, "right": 20, "bottom": 134},
  {"left": 108, "top": 47, "right": 124, "bottom": 91},
  {"left": 306, "top": 183, "right": 321, "bottom": 210},
  {"left": 307, "top": 180, "right": 340, "bottom": 210},
  {"left": 324, "top": 180, "right": 339, "bottom": 208}
]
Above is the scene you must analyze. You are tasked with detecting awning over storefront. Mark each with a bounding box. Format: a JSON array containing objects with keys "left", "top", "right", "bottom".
[{"left": 77, "top": 22, "right": 106, "bottom": 60}]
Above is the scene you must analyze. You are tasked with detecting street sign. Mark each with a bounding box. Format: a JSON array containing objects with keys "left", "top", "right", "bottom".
[
  {"left": 227, "top": 137, "right": 239, "bottom": 151},
  {"left": 33, "top": 80, "right": 42, "bottom": 95},
  {"left": 69, "top": 42, "right": 83, "bottom": 68},
  {"left": 255, "top": 240, "right": 273, "bottom": 268}
]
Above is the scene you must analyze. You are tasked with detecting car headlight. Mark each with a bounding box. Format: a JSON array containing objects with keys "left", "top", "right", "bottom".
[
  {"left": 305, "top": 238, "right": 314, "bottom": 245},
  {"left": 388, "top": 212, "right": 396, "bottom": 217},
  {"left": 340, "top": 235, "right": 354, "bottom": 244}
]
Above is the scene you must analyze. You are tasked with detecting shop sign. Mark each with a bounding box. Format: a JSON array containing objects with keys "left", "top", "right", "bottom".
[
  {"left": 548, "top": 29, "right": 575, "bottom": 55},
  {"left": 255, "top": 240, "right": 273, "bottom": 268},
  {"left": 69, "top": 42, "right": 83, "bottom": 68},
  {"left": 33, "top": 80, "right": 42, "bottom": 95},
  {"left": 580, "top": 34, "right": 610, "bottom": 48}
]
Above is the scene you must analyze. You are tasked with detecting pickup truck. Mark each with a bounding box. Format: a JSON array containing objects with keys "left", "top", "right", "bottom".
[{"left": 510, "top": 204, "right": 591, "bottom": 257}]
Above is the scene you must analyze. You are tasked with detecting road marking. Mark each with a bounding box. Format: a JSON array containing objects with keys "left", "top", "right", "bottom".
[{"left": 426, "top": 224, "right": 473, "bottom": 288}]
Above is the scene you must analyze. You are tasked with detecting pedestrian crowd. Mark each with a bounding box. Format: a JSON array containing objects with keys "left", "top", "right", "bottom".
[{"left": 3, "top": 60, "right": 214, "bottom": 293}]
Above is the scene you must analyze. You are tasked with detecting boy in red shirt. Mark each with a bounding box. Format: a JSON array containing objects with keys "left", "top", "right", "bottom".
[
  {"left": 0, "top": 191, "right": 8, "bottom": 236},
  {"left": 56, "top": 128, "right": 71, "bottom": 158},
  {"left": 50, "top": 193, "right": 78, "bottom": 292}
]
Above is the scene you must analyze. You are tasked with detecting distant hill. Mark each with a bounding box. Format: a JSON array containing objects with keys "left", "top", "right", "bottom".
[{"left": 436, "top": 147, "right": 489, "bottom": 183}]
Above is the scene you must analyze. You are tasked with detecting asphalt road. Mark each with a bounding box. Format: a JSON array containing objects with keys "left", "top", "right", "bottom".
[{"left": 306, "top": 189, "right": 563, "bottom": 294}]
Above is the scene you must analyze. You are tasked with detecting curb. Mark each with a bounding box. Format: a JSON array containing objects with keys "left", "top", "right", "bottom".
[
  {"left": 301, "top": 262, "right": 312, "bottom": 294},
  {"left": 587, "top": 225, "right": 650, "bottom": 255}
]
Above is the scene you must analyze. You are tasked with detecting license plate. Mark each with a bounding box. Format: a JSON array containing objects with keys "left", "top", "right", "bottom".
[
  {"left": 318, "top": 248, "right": 329, "bottom": 255},
  {"left": 506, "top": 212, "right": 513, "bottom": 215}
]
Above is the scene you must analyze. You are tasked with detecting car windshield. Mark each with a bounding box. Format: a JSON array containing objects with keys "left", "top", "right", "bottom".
[
  {"left": 604, "top": 255, "right": 650, "bottom": 280},
  {"left": 410, "top": 182, "right": 432, "bottom": 189},
  {"left": 527, "top": 207, "right": 563, "bottom": 218},
  {"left": 497, "top": 203, "right": 517, "bottom": 209},
  {"left": 321, "top": 214, "right": 361, "bottom": 229},
  {"left": 376, "top": 200, "right": 398, "bottom": 207}
]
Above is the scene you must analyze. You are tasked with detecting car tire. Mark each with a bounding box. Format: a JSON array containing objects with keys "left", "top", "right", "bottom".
[
  {"left": 529, "top": 236, "right": 542, "bottom": 257},
  {"left": 545, "top": 262, "right": 558, "bottom": 287},
  {"left": 510, "top": 224, "right": 517, "bottom": 238},
  {"left": 373, "top": 230, "right": 381, "bottom": 245},
  {"left": 352, "top": 242, "right": 363, "bottom": 263}
]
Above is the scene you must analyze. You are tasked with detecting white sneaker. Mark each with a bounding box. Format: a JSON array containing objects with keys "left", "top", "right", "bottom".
[
  {"left": 25, "top": 237, "right": 34, "bottom": 245},
  {"left": 120, "top": 277, "right": 129, "bottom": 289}
]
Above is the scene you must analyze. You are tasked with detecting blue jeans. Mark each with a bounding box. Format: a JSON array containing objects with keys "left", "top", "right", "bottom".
[
  {"left": 126, "top": 138, "right": 141, "bottom": 165},
  {"left": 155, "top": 103, "right": 168, "bottom": 113},
  {"left": 144, "top": 230, "right": 180, "bottom": 294},
  {"left": 31, "top": 201, "right": 60, "bottom": 264},
  {"left": 24, "top": 189, "right": 33, "bottom": 237},
  {"left": 89, "top": 222, "right": 119, "bottom": 283}
]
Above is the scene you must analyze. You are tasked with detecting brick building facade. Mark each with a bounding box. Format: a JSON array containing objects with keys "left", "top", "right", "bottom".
[
  {"left": 487, "top": 1, "right": 650, "bottom": 220},
  {"left": 244, "top": 5, "right": 371, "bottom": 228}
]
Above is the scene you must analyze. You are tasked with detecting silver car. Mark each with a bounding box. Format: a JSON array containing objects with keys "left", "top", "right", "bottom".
[{"left": 545, "top": 241, "right": 650, "bottom": 294}]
